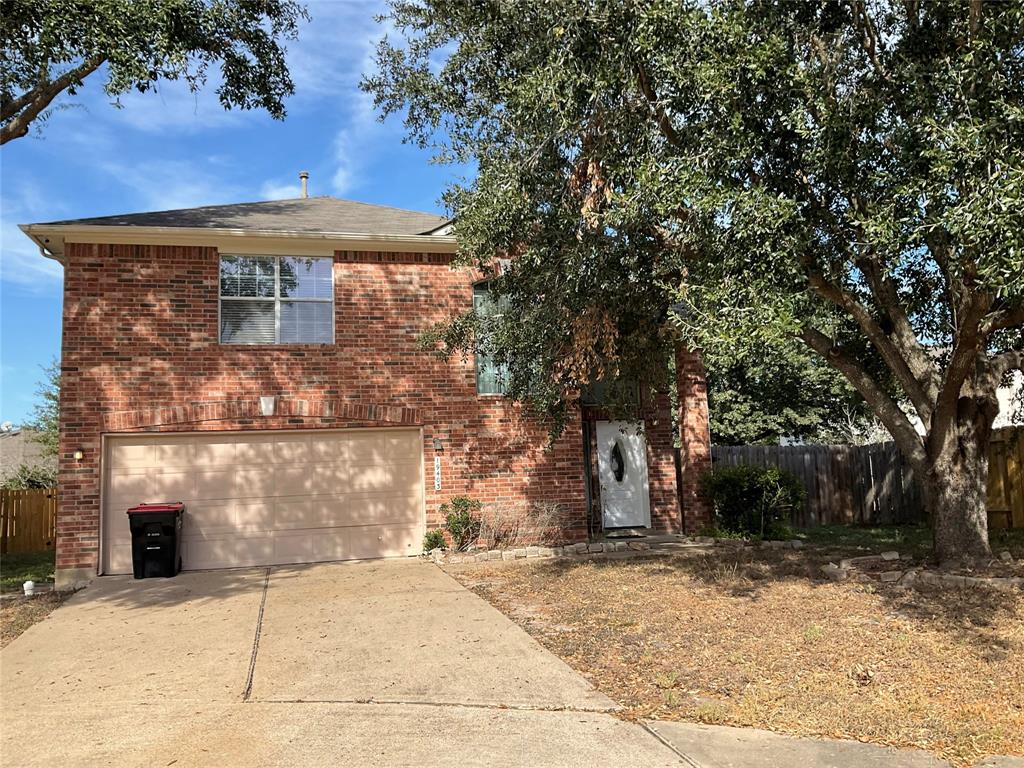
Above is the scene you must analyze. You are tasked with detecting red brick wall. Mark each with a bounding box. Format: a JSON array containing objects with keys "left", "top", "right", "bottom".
[
  {"left": 57, "top": 241, "right": 709, "bottom": 575},
  {"left": 676, "top": 347, "right": 713, "bottom": 532}
]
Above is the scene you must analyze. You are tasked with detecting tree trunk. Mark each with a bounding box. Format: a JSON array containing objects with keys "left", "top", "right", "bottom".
[{"left": 923, "top": 424, "right": 992, "bottom": 565}]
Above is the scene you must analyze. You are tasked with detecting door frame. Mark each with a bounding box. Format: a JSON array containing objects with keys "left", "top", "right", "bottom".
[
  {"left": 98, "top": 425, "right": 426, "bottom": 575},
  {"left": 594, "top": 419, "right": 652, "bottom": 530}
]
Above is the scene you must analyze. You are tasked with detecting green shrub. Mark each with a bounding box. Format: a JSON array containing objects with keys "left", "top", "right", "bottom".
[
  {"left": 423, "top": 529, "right": 447, "bottom": 552},
  {"left": 702, "top": 464, "right": 805, "bottom": 539},
  {"left": 441, "top": 496, "right": 482, "bottom": 551},
  {"left": 1, "top": 463, "right": 57, "bottom": 490}
]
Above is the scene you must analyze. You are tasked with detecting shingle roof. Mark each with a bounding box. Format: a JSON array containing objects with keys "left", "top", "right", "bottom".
[{"left": 35, "top": 196, "right": 450, "bottom": 237}]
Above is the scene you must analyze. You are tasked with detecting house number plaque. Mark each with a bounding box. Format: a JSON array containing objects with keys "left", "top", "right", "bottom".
[{"left": 434, "top": 456, "right": 442, "bottom": 490}]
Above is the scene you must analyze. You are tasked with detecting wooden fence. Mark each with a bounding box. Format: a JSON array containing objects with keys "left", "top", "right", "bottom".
[
  {"left": 988, "top": 427, "right": 1024, "bottom": 529},
  {"left": 0, "top": 488, "right": 57, "bottom": 554},
  {"left": 711, "top": 426, "right": 1022, "bottom": 529}
]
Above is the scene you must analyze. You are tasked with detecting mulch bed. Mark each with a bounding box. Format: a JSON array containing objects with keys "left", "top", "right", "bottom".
[
  {"left": 0, "top": 592, "right": 67, "bottom": 649},
  {"left": 448, "top": 548, "right": 1024, "bottom": 767}
]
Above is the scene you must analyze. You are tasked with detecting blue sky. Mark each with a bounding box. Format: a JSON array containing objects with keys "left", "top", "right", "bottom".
[{"left": 0, "top": 0, "right": 464, "bottom": 425}]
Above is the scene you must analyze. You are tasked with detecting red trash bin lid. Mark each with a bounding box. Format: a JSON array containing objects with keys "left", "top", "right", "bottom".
[{"left": 126, "top": 502, "right": 185, "bottom": 514}]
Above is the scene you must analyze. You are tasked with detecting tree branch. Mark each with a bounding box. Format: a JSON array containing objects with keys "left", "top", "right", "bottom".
[
  {"left": 989, "top": 349, "right": 1023, "bottom": 381},
  {"left": 633, "top": 60, "right": 683, "bottom": 150},
  {"left": 801, "top": 327, "right": 927, "bottom": 470},
  {"left": 929, "top": 293, "right": 992, "bottom": 450},
  {"left": 801, "top": 253, "right": 935, "bottom": 424},
  {"left": 855, "top": 256, "right": 940, "bottom": 400},
  {"left": 1, "top": 56, "right": 104, "bottom": 144},
  {"left": 981, "top": 304, "right": 1024, "bottom": 336}
]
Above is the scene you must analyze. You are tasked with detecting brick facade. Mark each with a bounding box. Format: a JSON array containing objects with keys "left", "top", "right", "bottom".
[{"left": 56, "top": 241, "right": 711, "bottom": 580}]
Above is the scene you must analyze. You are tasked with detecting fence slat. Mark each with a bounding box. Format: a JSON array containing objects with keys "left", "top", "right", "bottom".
[
  {"left": 710, "top": 427, "right": 1021, "bottom": 529},
  {"left": 0, "top": 488, "right": 58, "bottom": 554}
]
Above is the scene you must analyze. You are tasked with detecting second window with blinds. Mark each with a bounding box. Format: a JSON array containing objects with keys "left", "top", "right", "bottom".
[{"left": 219, "top": 255, "right": 334, "bottom": 344}]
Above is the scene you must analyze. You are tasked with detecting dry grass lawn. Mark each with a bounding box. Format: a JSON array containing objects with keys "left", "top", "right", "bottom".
[
  {"left": 0, "top": 592, "right": 66, "bottom": 649},
  {"left": 448, "top": 549, "right": 1024, "bottom": 766}
]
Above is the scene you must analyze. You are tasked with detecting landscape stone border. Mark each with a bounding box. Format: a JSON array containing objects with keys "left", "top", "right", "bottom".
[
  {"left": 429, "top": 537, "right": 1023, "bottom": 592},
  {"left": 427, "top": 534, "right": 808, "bottom": 566},
  {"left": 820, "top": 550, "right": 1022, "bottom": 592}
]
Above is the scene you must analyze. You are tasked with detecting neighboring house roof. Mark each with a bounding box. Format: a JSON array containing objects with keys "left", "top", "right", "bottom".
[
  {"left": 0, "top": 428, "right": 56, "bottom": 478},
  {"left": 20, "top": 195, "right": 456, "bottom": 262},
  {"left": 31, "top": 196, "right": 450, "bottom": 237}
]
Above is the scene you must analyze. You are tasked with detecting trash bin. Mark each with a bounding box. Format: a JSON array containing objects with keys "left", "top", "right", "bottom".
[{"left": 127, "top": 502, "right": 184, "bottom": 579}]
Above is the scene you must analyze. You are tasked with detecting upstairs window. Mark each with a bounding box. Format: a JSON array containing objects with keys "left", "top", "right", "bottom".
[
  {"left": 473, "top": 282, "right": 510, "bottom": 395},
  {"left": 219, "top": 255, "right": 334, "bottom": 344}
]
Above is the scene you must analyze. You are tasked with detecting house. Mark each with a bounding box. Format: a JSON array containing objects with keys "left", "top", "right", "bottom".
[
  {"left": 20, "top": 192, "right": 712, "bottom": 588},
  {"left": 0, "top": 427, "right": 58, "bottom": 484}
]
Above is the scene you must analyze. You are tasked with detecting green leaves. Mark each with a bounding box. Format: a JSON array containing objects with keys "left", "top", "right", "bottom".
[
  {"left": 364, "top": 0, "right": 1023, "bottom": 442},
  {"left": 1, "top": 0, "right": 307, "bottom": 142}
]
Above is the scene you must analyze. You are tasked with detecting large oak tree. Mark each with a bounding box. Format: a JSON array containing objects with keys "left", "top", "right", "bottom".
[
  {"left": 364, "top": 0, "right": 1024, "bottom": 562},
  {"left": 1, "top": 0, "right": 307, "bottom": 144}
]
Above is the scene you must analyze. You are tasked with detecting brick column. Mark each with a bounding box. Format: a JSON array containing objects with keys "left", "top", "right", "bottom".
[{"left": 676, "top": 345, "right": 713, "bottom": 532}]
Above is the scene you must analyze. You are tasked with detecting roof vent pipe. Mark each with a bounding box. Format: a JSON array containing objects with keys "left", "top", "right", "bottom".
[{"left": 299, "top": 171, "right": 309, "bottom": 198}]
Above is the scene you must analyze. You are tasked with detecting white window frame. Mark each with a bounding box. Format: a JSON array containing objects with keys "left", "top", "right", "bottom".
[{"left": 218, "top": 254, "right": 335, "bottom": 345}]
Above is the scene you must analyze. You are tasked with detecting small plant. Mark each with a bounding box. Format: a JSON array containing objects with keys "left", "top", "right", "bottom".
[
  {"left": 695, "top": 524, "right": 745, "bottom": 540},
  {"left": 701, "top": 464, "right": 805, "bottom": 539},
  {"left": 441, "top": 496, "right": 482, "bottom": 551},
  {"left": 423, "top": 529, "right": 446, "bottom": 553}
]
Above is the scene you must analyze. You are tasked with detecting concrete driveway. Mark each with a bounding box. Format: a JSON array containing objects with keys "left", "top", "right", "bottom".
[
  {"left": 0, "top": 560, "right": 678, "bottom": 767},
  {"left": 1, "top": 559, "right": 978, "bottom": 768}
]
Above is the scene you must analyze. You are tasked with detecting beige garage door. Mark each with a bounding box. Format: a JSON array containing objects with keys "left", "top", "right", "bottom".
[{"left": 101, "top": 429, "right": 424, "bottom": 574}]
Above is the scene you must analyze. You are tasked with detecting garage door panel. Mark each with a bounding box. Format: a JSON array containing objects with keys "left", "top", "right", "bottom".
[
  {"left": 311, "top": 435, "right": 350, "bottom": 462},
  {"left": 234, "top": 437, "right": 277, "bottom": 464},
  {"left": 185, "top": 502, "right": 235, "bottom": 533},
  {"left": 390, "top": 461, "right": 422, "bottom": 493},
  {"left": 194, "top": 469, "right": 234, "bottom": 499},
  {"left": 274, "top": 499, "right": 315, "bottom": 528},
  {"left": 102, "top": 428, "right": 424, "bottom": 574},
  {"left": 310, "top": 463, "right": 348, "bottom": 494},
  {"left": 275, "top": 466, "right": 317, "bottom": 496},
  {"left": 388, "top": 496, "right": 422, "bottom": 524},
  {"left": 273, "top": 532, "right": 316, "bottom": 560},
  {"left": 349, "top": 464, "right": 391, "bottom": 492},
  {"left": 108, "top": 468, "right": 153, "bottom": 504},
  {"left": 274, "top": 436, "right": 312, "bottom": 463},
  {"left": 153, "top": 439, "right": 196, "bottom": 468},
  {"left": 386, "top": 435, "right": 420, "bottom": 459},
  {"left": 149, "top": 469, "right": 195, "bottom": 500},
  {"left": 313, "top": 530, "right": 348, "bottom": 560},
  {"left": 232, "top": 468, "right": 275, "bottom": 499},
  {"left": 108, "top": 442, "right": 155, "bottom": 469}
]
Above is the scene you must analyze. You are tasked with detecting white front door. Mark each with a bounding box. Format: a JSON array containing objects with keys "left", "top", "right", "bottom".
[{"left": 596, "top": 420, "right": 651, "bottom": 529}]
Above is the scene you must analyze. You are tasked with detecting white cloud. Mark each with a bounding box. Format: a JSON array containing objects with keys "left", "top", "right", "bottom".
[
  {"left": 0, "top": 181, "right": 66, "bottom": 292},
  {"left": 331, "top": 129, "right": 357, "bottom": 195},
  {"left": 260, "top": 179, "right": 303, "bottom": 200},
  {"left": 97, "top": 159, "right": 246, "bottom": 211},
  {"left": 104, "top": 78, "right": 252, "bottom": 135}
]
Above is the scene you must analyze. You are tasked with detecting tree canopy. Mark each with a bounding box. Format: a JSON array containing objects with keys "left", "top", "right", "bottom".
[
  {"left": 29, "top": 358, "right": 59, "bottom": 458},
  {"left": 1, "top": 0, "right": 307, "bottom": 144},
  {"left": 365, "top": 0, "right": 1023, "bottom": 561},
  {"left": 705, "top": 339, "right": 878, "bottom": 446}
]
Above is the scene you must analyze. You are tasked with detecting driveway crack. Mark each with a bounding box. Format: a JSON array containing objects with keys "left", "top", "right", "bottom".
[
  {"left": 640, "top": 722, "right": 704, "bottom": 768},
  {"left": 241, "top": 567, "right": 271, "bottom": 702}
]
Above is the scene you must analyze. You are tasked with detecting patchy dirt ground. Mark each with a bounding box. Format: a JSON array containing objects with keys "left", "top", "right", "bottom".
[
  {"left": 0, "top": 592, "right": 66, "bottom": 649},
  {"left": 448, "top": 549, "right": 1024, "bottom": 766}
]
